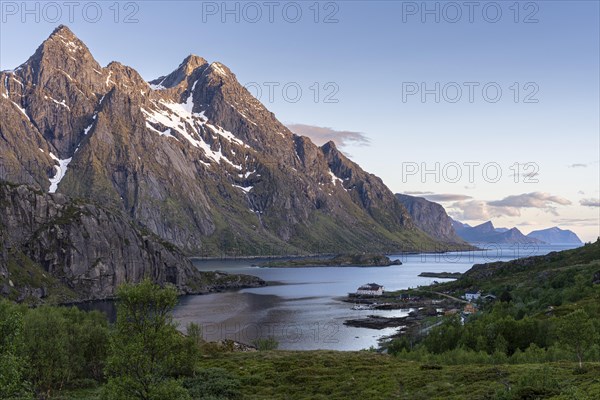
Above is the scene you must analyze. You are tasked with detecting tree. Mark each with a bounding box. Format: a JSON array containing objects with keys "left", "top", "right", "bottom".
[
  {"left": 557, "top": 309, "right": 598, "bottom": 369},
  {"left": 102, "top": 279, "right": 194, "bottom": 400},
  {"left": 0, "top": 300, "right": 32, "bottom": 399},
  {"left": 23, "top": 307, "right": 71, "bottom": 397},
  {"left": 22, "top": 306, "right": 110, "bottom": 397}
]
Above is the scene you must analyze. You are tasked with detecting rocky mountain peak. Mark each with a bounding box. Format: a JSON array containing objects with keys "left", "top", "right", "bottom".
[
  {"left": 35, "top": 24, "right": 97, "bottom": 66},
  {"left": 182, "top": 54, "right": 207, "bottom": 73},
  {"left": 50, "top": 24, "right": 74, "bottom": 36},
  {"left": 475, "top": 221, "right": 495, "bottom": 232},
  {"left": 321, "top": 140, "right": 338, "bottom": 153},
  {"left": 149, "top": 55, "right": 208, "bottom": 89}
]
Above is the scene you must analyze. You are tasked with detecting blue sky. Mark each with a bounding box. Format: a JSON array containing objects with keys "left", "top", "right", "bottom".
[{"left": 1, "top": 1, "right": 599, "bottom": 241}]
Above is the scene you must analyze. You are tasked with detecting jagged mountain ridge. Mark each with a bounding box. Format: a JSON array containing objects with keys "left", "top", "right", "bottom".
[
  {"left": 0, "top": 25, "right": 453, "bottom": 255},
  {"left": 451, "top": 220, "right": 544, "bottom": 244}
]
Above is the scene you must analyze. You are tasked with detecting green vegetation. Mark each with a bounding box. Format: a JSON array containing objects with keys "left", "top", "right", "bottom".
[
  {"left": 3, "top": 248, "right": 78, "bottom": 304},
  {"left": 0, "top": 242, "right": 598, "bottom": 399},
  {"left": 418, "top": 272, "right": 463, "bottom": 279},
  {"left": 252, "top": 337, "right": 279, "bottom": 351},
  {"left": 0, "top": 301, "right": 32, "bottom": 399},
  {"left": 260, "top": 253, "right": 402, "bottom": 268},
  {"left": 102, "top": 280, "right": 198, "bottom": 400},
  {"left": 383, "top": 241, "right": 600, "bottom": 374}
]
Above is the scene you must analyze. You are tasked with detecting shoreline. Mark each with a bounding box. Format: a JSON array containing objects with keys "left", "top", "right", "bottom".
[{"left": 189, "top": 247, "right": 477, "bottom": 262}]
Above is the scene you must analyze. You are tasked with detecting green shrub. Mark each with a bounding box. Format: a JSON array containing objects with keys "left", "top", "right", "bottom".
[
  {"left": 252, "top": 336, "right": 279, "bottom": 351},
  {"left": 183, "top": 368, "right": 241, "bottom": 400}
]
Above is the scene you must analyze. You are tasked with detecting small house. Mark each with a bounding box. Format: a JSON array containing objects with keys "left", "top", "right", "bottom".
[
  {"left": 463, "top": 303, "right": 477, "bottom": 314},
  {"left": 464, "top": 291, "right": 481, "bottom": 301},
  {"left": 482, "top": 294, "right": 497, "bottom": 301},
  {"left": 356, "top": 283, "right": 384, "bottom": 296}
]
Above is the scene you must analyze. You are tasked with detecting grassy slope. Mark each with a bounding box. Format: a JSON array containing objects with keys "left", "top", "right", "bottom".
[{"left": 60, "top": 352, "right": 600, "bottom": 400}]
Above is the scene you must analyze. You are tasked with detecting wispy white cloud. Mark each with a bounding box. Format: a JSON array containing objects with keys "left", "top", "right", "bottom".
[
  {"left": 448, "top": 200, "right": 521, "bottom": 220},
  {"left": 448, "top": 192, "right": 572, "bottom": 220},
  {"left": 488, "top": 192, "right": 571, "bottom": 208},
  {"left": 403, "top": 191, "right": 433, "bottom": 195},
  {"left": 552, "top": 217, "right": 599, "bottom": 227},
  {"left": 568, "top": 160, "right": 599, "bottom": 168},
  {"left": 286, "top": 124, "right": 370, "bottom": 148}
]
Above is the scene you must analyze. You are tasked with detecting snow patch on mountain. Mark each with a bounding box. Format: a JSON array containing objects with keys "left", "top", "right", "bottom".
[
  {"left": 145, "top": 122, "right": 178, "bottom": 140},
  {"left": 83, "top": 122, "right": 94, "bottom": 135},
  {"left": 232, "top": 184, "right": 253, "bottom": 193},
  {"left": 210, "top": 62, "right": 227, "bottom": 76},
  {"left": 142, "top": 105, "right": 242, "bottom": 168},
  {"left": 44, "top": 95, "right": 70, "bottom": 110},
  {"left": 48, "top": 153, "right": 72, "bottom": 193},
  {"left": 10, "top": 100, "right": 31, "bottom": 121},
  {"left": 206, "top": 123, "right": 249, "bottom": 148}
]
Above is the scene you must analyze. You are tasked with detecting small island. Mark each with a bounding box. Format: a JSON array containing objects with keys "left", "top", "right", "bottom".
[
  {"left": 418, "top": 272, "right": 463, "bottom": 279},
  {"left": 259, "top": 253, "right": 402, "bottom": 268}
]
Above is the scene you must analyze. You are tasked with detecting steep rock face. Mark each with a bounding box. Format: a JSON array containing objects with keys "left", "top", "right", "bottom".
[
  {"left": 0, "top": 182, "right": 264, "bottom": 302},
  {"left": 1, "top": 25, "right": 456, "bottom": 256},
  {"left": 395, "top": 194, "right": 465, "bottom": 244}
]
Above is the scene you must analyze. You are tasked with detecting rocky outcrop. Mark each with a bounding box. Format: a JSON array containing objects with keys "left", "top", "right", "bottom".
[
  {"left": 395, "top": 194, "right": 465, "bottom": 245},
  {"left": 0, "top": 25, "right": 454, "bottom": 256},
  {"left": 0, "top": 182, "right": 264, "bottom": 303}
]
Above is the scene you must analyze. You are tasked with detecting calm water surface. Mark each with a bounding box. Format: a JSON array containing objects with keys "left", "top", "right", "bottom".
[{"left": 172, "top": 244, "right": 579, "bottom": 351}]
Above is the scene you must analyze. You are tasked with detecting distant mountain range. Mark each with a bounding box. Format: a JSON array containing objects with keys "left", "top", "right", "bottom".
[
  {"left": 526, "top": 227, "right": 583, "bottom": 244},
  {"left": 394, "top": 193, "right": 583, "bottom": 246},
  {"left": 451, "top": 220, "right": 582, "bottom": 245}
]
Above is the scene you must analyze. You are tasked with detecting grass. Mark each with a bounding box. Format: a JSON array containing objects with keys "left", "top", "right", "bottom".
[{"left": 57, "top": 351, "right": 600, "bottom": 399}]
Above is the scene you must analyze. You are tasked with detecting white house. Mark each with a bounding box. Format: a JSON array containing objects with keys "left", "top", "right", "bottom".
[
  {"left": 465, "top": 291, "right": 481, "bottom": 301},
  {"left": 356, "top": 283, "right": 384, "bottom": 296}
]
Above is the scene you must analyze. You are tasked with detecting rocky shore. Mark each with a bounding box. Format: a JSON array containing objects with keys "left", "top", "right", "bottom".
[{"left": 258, "top": 253, "right": 402, "bottom": 268}]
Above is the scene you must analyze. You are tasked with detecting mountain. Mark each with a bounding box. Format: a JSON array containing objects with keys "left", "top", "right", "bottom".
[
  {"left": 451, "top": 220, "right": 544, "bottom": 244},
  {"left": 395, "top": 194, "right": 467, "bottom": 246},
  {"left": 0, "top": 25, "right": 453, "bottom": 256},
  {"left": 527, "top": 227, "right": 583, "bottom": 244},
  {"left": 0, "top": 182, "right": 264, "bottom": 303}
]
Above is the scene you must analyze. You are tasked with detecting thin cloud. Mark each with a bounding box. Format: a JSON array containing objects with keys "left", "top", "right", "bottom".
[
  {"left": 286, "top": 124, "right": 370, "bottom": 148},
  {"left": 488, "top": 192, "right": 571, "bottom": 208},
  {"left": 552, "top": 218, "right": 599, "bottom": 227},
  {"left": 448, "top": 200, "right": 520, "bottom": 220},
  {"left": 422, "top": 194, "right": 473, "bottom": 202},
  {"left": 568, "top": 160, "right": 599, "bottom": 168},
  {"left": 403, "top": 191, "right": 433, "bottom": 195},
  {"left": 580, "top": 198, "right": 600, "bottom": 207},
  {"left": 448, "top": 192, "right": 572, "bottom": 220}
]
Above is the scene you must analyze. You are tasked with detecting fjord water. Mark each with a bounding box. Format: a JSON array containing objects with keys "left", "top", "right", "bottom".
[{"left": 173, "top": 244, "right": 580, "bottom": 351}]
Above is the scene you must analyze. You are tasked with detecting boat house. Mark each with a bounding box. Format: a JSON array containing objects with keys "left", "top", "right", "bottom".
[{"left": 356, "top": 283, "right": 384, "bottom": 296}]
